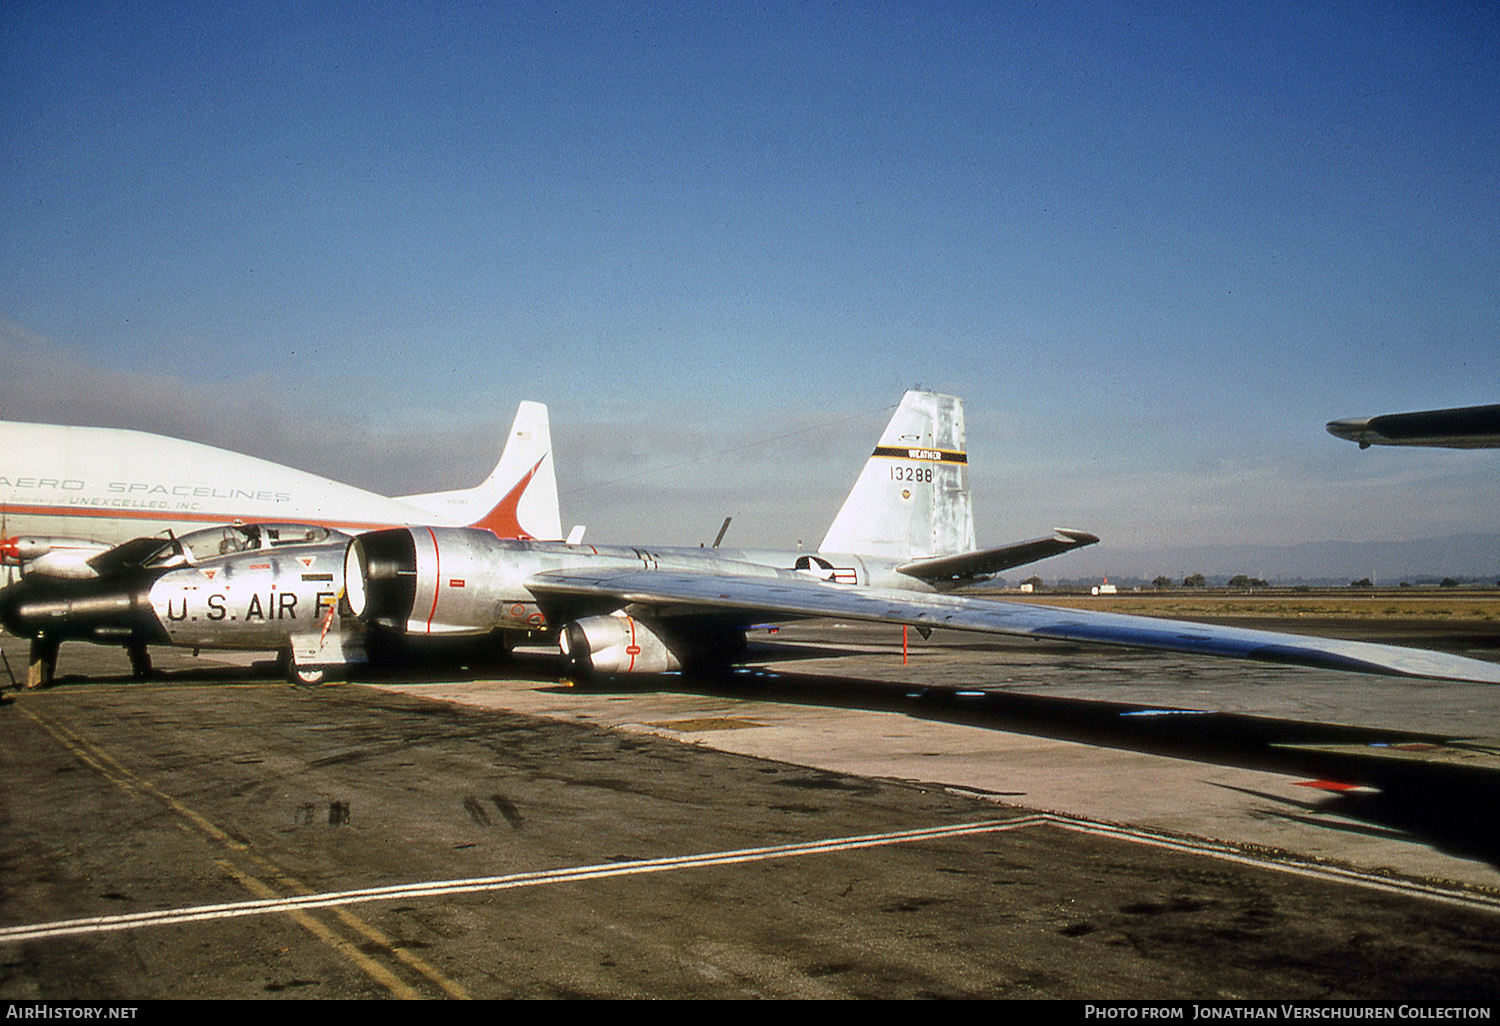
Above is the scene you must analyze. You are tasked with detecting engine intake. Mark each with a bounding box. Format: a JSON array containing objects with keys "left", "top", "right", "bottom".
[
  {"left": 344, "top": 529, "right": 417, "bottom": 629},
  {"left": 345, "top": 527, "right": 527, "bottom": 637}
]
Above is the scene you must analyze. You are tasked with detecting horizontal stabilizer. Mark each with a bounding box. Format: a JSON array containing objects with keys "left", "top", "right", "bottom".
[{"left": 897, "top": 528, "right": 1099, "bottom": 584}]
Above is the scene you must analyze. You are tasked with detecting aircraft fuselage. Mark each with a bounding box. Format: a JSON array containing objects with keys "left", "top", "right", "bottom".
[
  {"left": 0, "top": 421, "right": 459, "bottom": 545},
  {"left": 346, "top": 529, "right": 937, "bottom": 642}
]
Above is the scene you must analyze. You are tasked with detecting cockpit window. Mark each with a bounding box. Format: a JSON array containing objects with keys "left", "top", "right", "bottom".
[
  {"left": 135, "top": 523, "right": 349, "bottom": 569},
  {"left": 140, "top": 525, "right": 261, "bottom": 567},
  {"left": 139, "top": 539, "right": 188, "bottom": 569},
  {"left": 201, "top": 525, "right": 259, "bottom": 558},
  {"left": 264, "top": 525, "right": 334, "bottom": 547}
]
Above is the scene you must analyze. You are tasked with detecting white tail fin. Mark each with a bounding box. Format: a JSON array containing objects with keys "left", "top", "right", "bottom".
[
  {"left": 818, "top": 391, "right": 976, "bottom": 559},
  {"left": 397, "top": 401, "right": 563, "bottom": 540}
]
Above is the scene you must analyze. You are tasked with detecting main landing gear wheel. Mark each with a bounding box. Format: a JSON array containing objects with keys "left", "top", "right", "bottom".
[{"left": 278, "top": 650, "right": 333, "bottom": 686}]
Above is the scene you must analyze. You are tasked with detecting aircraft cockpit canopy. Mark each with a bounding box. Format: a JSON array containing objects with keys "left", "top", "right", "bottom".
[{"left": 136, "top": 523, "right": 353, "bottom": 569}]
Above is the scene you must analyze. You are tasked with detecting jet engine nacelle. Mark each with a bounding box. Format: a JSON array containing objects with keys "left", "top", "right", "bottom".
[
  {"left": 559, "top": 612, "right": 749, "bottom": 675},
  {"left": 345, "top": 527, "right": 535, "bottom": 637},
  {"left": 559, "top": 612, "right": 682, "bottom": 674},
  {"left": 345, "top": 527, "right": 751, "bottom": 670}
]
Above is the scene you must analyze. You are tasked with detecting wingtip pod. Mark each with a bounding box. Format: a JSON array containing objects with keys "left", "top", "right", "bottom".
[{"left": 1055, "top": 528, "right": 1100, "bottom": 546}]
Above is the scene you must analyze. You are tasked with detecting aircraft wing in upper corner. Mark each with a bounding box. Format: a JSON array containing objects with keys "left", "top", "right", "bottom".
[
  {"left": 1327, "top": 403, "right": 1500, "bottom": 449},
  {"left": 523, "top": 566, "right": 1500, "bottom": 685}
]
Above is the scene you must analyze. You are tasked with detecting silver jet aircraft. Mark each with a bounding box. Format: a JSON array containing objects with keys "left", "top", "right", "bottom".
[
  {"left": 343, "top": 391, "right": 1500, "bottom": 686},
  {"left": 0, "top": 392, "right": 1097, "bottom": 687},
  {"left": 0, "top": 522, "right": 356, "bottom": 685}
]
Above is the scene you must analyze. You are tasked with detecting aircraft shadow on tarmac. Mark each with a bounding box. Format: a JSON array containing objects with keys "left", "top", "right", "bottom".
[
  {"left": 9, "top": 635, "right": 1500, "bottom": 869},
  {"left": 530, "top": 646, "right": 1500, "bottom": 871}
]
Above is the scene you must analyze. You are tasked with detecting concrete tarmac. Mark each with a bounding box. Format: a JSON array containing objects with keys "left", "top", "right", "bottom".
[{"left": 3, "top": 619, "right": 1500, "bottom": 1000}]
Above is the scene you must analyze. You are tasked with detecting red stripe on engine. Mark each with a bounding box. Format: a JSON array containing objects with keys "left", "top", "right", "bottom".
[{"left": 424, "top": 527, "right": 441, "bottom": 634}]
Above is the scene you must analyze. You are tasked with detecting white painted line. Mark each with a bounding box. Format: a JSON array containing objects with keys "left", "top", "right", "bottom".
[
  {"left": 6, "top": 811, "right": 1497, "bottom": 947},
  {"left": 1046, "top": 814, "right": 1500, "bottom": 914},
  {"left": 0, "top": 818, "right": 1041, "bottom": 944}
]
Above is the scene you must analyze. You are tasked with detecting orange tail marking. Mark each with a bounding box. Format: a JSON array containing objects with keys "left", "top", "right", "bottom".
[{"left": 469, "top": 456, "right": 546, "bottom": 538}]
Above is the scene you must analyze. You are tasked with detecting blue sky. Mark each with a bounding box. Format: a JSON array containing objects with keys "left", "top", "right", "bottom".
[{"left": 3, "top": 2, "right": 1498, "bottom": 575}]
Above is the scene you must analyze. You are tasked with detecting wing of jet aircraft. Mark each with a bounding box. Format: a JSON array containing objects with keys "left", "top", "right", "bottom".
[
  {"left": 339, "top": 391, "right": 1500, "bottom": 687},
  {"left": 1327, "top": 403, "right": 1500, "bottom": 449},
  {"left": 523, "top": 567, "right": 1500, "bottom": 684}
]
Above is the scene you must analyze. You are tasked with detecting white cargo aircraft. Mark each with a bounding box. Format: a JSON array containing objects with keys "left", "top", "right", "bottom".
[
  {"left": 342, "top": 391, "right": 1500, "bottom": 686},
  {"left": 0, "top": 402, "right": 563, "bottom": 577}
]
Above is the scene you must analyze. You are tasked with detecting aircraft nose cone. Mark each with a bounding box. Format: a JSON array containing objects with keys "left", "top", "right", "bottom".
[
  {"left": 0, "top": 577, "right": 160, "bottom": 643},
  {"left": 0, "top": 580, "right": 41, "bottom": 637}
]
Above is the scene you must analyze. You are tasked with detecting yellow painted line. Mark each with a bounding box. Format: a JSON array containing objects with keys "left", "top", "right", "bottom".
[
  {"left": 15, "top": 704, "right": 469, "bottom": 999},
  {"left": 23, "top": 706, "right": 247, "bottom": 850},
  {"left": 216, "top": 860, "right": 423, "bottom": 1001}
]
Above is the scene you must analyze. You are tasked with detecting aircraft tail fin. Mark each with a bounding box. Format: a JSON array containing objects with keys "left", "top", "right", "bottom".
[
  {"left": 397, "top": 401, "right": 563, "bottom": 540},
  {"left": 818, "top": 391, "right": 976, "bottom": 560}
]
